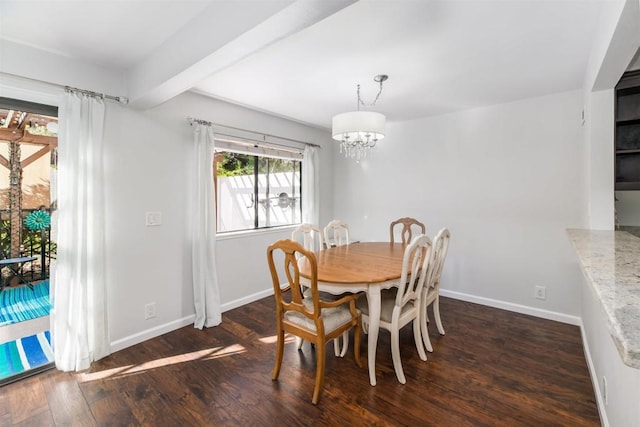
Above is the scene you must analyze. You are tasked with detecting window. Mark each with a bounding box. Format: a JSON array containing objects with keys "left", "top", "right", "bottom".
[{"left": 214, "top": 151, "right": 301, "bottom": 232}]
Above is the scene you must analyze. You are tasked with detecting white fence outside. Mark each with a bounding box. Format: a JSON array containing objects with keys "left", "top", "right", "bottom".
[{"left": 217, "top": 172, "right": 300, "bottom": 232}]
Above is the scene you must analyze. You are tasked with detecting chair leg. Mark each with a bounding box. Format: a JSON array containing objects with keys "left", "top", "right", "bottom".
[
  {"left": 312, "top": 339, "right": 326, "bottom": 405},
  {"left": 434, "top": 296, "right": 445, "bottom": 335},
  {"left": 390, "top": 328, "right": 406, "bottom": 384},
  {"left": 333, "top": 331, "right": 349, "bottom": 357},
  {"left": 420, "top": 299, "right": 433, "bottom": 353},
  {"left": 272, "top": 329, "right": 285, "bottom": 381},
  {"left": 422, "top": 323, "right": 434, "bottom": 353},
  {"left": 413, "top": 317, "right": 427, "bottom": 361},
  {"left": 354, "top": 320, "right": 362, "bottom": 368}
]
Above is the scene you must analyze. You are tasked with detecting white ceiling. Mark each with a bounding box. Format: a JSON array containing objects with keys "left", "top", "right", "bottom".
[{"left": 0, "top": 0, "right": 609, "bottom": 129}]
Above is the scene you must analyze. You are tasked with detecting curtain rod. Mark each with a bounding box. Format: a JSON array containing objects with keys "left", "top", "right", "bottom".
[
  {"left": 187, "top": 116, "right": 320, "bottom": 148},
  {"left": 64, "top": 86, "right": 128, "bottom": 104},
  {"left": 215, "top": 133, "right": 303, "bottom": 155},
  {"left": 1, "top": 71, "right": 129, "bottom": 104}
]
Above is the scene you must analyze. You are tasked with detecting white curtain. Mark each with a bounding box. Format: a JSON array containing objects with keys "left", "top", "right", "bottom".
[
  {"left": 302, "top": 145, "right": 319, "bottom": 225},
  {"left": 191, "top": 124, "right": 221, "bottom": 329},
  {"left": 51, "top": 91, "right": 109, "bottom": 371}
]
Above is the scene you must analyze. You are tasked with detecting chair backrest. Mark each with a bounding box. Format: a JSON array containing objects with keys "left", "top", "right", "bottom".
[
  {"left": 390, "top": 217, "right": 426, "bottom": 244},
  {"left": 323, "top": 220, "right": 350, "bottom": 247},
  {"left": 291, "top": 223, "right": 324, "bottom": 253},
  {"left": 395, "top": 234, "right": 433, "bottom": 308},
  {"left": 267, "top": 239, "right": 320, "bottom": 319},
  {"left": 425, "top": 228, "right": 450, "bottom": 291}
]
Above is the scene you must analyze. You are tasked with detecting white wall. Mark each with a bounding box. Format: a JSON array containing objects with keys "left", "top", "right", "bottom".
[
  {"left": 586, "top": 89, "right": 616, "bottom": 229},
  {"left": 332, "top": 90, "right": 588, "bottom": 320},
  {"left": 0, "top": 38, "right": 124, "bottom": 96},
  {"left": 103, "top": 91, "right": 334, "bottom": 348}
]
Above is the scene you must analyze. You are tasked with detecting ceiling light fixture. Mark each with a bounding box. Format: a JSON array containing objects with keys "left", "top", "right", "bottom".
[{"left": 332, "top": 74, "right": 388, "bottom": 160}]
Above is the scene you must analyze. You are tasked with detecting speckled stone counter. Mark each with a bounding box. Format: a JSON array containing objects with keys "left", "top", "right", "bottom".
[{"left": 567, "top": 229, "right": 640, "bottom": 369}]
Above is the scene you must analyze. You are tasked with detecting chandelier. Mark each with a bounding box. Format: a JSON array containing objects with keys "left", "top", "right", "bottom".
[{"left": 332, "top": 74, "right": 388, "bottom": 160}]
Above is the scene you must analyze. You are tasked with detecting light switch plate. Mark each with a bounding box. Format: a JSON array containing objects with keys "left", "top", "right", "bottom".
[{"left": 145, "top": 212, "right": 162, "bottom": 226}]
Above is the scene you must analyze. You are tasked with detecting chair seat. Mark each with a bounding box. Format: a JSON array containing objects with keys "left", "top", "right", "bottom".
[
  {"left": 356, "top": 292, "right": 416, "bottom": 323},
  {"left": 286, "top": 298, "right": 359, "bottom": 333}
]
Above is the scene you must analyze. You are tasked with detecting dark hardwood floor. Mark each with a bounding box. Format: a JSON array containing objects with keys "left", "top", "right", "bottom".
[{"left": 0, "top": 296, "right": 600, "bottom": 426}]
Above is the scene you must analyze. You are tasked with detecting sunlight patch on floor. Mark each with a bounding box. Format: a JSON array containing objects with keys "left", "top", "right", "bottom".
[
  {"left": 258, "top": 334, "right": 296, "bottom": 345},
  {"left": 77, "top": 344, "right": 246, "bottom": 382}
]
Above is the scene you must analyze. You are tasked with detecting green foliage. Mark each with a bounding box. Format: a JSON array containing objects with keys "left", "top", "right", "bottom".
[
  {"left": 26, "top": 124, "right": 57, "bottom": 137},
  {"left": 0, "top": 219, "right": 9, "bottom": 258},
  {"left": 215, "top": 152, "right": 299, "bottom": 177},
  {"left": 0, "top": 215, "right": 56, "bottom": 262},
  {"left": 216, "top": 152, "right": 254, "bottom": 177}
]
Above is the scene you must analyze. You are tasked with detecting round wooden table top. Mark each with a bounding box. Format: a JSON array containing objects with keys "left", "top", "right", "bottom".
[{"left": 299, "top": 242, "right": 406, "bottom": 284}]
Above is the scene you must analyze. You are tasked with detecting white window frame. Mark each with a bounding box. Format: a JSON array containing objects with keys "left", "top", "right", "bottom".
[{"left": 214, "top": 136, "right": 304, "bottom": 234}]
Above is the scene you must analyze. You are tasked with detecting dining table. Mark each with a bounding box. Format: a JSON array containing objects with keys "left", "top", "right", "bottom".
[{"left": 298, "top": 241, "right": 406, "bottom": 386}]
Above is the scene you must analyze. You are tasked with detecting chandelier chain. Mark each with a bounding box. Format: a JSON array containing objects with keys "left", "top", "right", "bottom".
[{"left": 357, "top": 79, "right": 385, "bottom": 110}]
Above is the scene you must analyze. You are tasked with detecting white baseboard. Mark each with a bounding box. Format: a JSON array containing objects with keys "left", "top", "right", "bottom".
[
  {"left": 110, "top": 288, "right": 579, "bottom": 358},
  {"left": 110, "top": 315, "right": 195, "bottom": 353},
  {"left": 221, "top": 288, "right": 273, "bottom": 313},
  {"left": 439, "top": 289, "right": 581, "bottom": 326},
  {"left": 109, "top": 288, "right": 274, "bottom": 354},
  {"left": 580, "top": 323, "right": 609, "bottom": 427}
]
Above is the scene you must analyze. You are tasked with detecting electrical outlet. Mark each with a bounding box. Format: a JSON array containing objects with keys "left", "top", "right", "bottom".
[
  {"left": 603, "top": 376, "right": 608, "bottom": 405},
  {"left": 145, "top": 212, "right": 162, "bottom": 226},
  {"left": 535, "top": 285, "right": 546, "bottom": 300},
  {"left": 144, "top": 302, "right": 156, "bottom": 320}
]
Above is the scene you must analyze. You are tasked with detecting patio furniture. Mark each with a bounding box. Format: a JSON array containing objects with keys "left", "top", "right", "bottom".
[{"left": 0, "top": 256, "right": 38, "bottom": 292}]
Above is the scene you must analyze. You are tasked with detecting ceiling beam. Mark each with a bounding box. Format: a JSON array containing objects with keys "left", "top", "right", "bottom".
[
  {"left": 588, "top": 0, "right": 640, "bottom": 92},
  {"left": 127, "top": 0, "right": 356, "bottom": 109}
]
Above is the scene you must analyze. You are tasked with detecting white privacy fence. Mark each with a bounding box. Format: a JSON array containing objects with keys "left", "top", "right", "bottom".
[{"left": 217, "top": 172, "right": 301, "bottom": 232}]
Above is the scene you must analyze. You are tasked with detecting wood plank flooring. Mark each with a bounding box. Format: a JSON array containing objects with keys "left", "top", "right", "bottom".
[{"left": 0, "top": 296, "right": 600, "bottom": 426}]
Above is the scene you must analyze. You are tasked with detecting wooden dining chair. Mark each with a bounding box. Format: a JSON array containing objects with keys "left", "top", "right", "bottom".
[
  {"left": 291, "top": 224, "right": 348, "bottom": 356},
  {"left": 267, "top": 239, "right": 362, "bottom": 405},
  {"left": 291, "top": 223, "right": 324, "bottom": 253},
  {"left": 390, "top": 217, "right": 426, "bottom": 244},
  {"left": 323, "top": 220, "right": 350, "bottom": 247},
  {"left": 356, "top": 234, "right": 433, "bottom": 384},
  {"left": 420, "top": 228, "right": 451, "bottom": 352}
]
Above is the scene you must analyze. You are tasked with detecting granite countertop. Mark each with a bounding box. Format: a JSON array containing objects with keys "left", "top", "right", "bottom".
[{"left": 567, "top": 229, "right": 640, "bottom": 369}]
